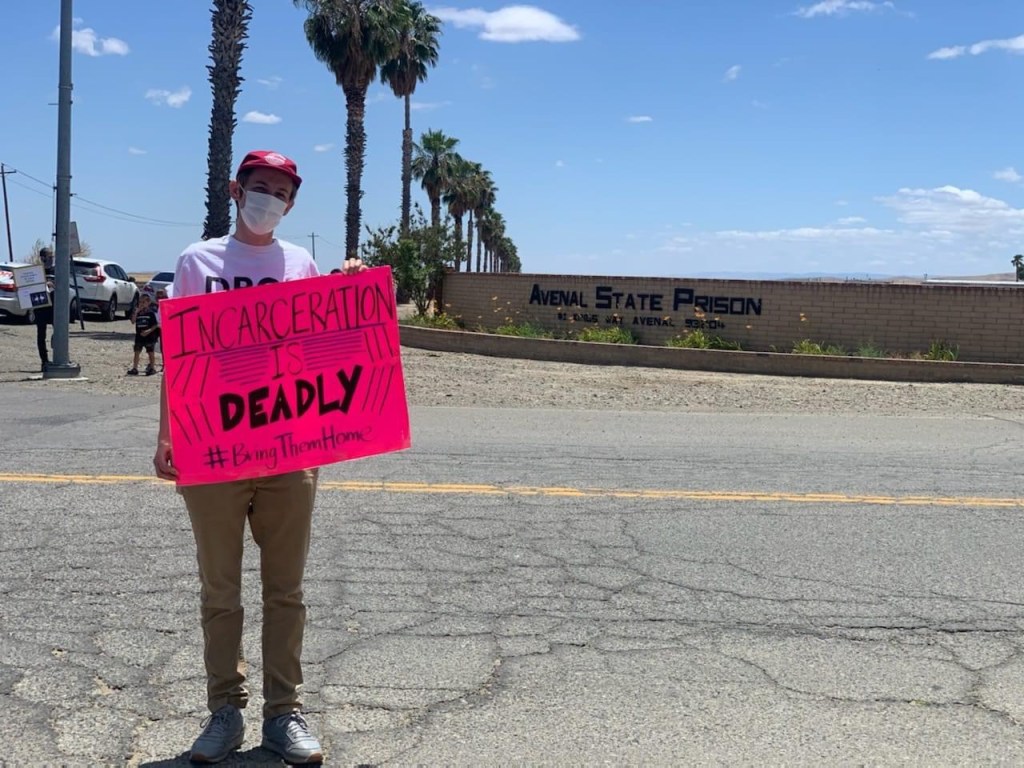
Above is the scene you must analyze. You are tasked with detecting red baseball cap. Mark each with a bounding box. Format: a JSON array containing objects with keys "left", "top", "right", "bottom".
[{"left": 236, "top": 150, "right": 302, "bottom": 189}]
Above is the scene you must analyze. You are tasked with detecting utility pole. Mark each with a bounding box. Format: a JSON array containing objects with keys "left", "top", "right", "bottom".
[
  {"left": 46, "top": 0, "right": 81, "bottom": 379},
  {"left": 1, "top": 164, "right": 14, "bottom": 263},
  {"left": 308, "top": 232, "right": 318, "bottom": 262}
]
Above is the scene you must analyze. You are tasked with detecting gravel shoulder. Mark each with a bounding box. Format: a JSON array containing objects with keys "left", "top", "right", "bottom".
[{"left": 2, "top": 318, "right": 1023, "bottom": 415}]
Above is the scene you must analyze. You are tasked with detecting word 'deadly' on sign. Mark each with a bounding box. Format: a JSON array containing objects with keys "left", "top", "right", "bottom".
[{"left": 162, "top": 267, "right": 410, "bottom": 486}]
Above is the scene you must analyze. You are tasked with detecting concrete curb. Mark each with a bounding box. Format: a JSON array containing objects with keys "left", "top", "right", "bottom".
[{"left": 399, "top": 325, "right": 1024, "bottom": 385}]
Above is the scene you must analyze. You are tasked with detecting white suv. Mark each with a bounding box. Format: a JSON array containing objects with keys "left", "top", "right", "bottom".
[{"left": 72, "top": 258, "right": 139, "bottom": 321}]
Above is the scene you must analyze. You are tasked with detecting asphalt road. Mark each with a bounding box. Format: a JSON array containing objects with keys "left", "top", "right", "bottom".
[{"left": 2, "top": 385, "right": 1024, "bottom": 765}]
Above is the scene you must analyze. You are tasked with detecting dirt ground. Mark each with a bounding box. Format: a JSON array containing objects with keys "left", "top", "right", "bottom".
[{"left": 2, "top": 316, "right": 1024, "bottom": 415}]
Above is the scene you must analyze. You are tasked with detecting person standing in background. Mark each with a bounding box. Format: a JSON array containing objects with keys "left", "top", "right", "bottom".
[{"left": 33, "top": 247, "right": 55, "bottom": 373}]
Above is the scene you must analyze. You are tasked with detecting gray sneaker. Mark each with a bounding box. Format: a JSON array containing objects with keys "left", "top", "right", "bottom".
[
  {"left": 261, "top": 711, "right": 323, "bottom": 764},
  {"left": 190, "top": 704, "right": 244, "bottom": 763}
]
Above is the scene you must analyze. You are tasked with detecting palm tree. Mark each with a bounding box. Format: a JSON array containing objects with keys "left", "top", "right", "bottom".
[
  {"left": 202, "top": 0, "right": 252, "bottom": 240},
  {"left": 469, "top": 170, "right": 496, "bottom": 271},
  {"left": 501, "top": 237, "right": 521, "bottom": 272},
  {"left": 460, "top": 162, "right": 489, "bottom": 272},
  {"left": 294, "top": 0, "right": 404, "bottom": 259},
  {"left": 379, "top": 2, "right": 441, "bottom": 238},
  {"left": 1013, "top": 254, "right": 1023, "bottom": 282},
  {"left": 479, "top": 207, "right": 503, "bottom": 272},
  {"left": 442, "top": 156, "right": 475, "bottom": 270},
  {"left": 488, "top": 230, "right": 518, "bottom": 273},
  {"left": 411, "top": 129, "right": 459, "bottom": 232}
]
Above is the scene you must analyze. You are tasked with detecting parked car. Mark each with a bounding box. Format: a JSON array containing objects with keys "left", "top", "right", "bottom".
[
  {"left": 144, "top": 271, "right": 174, "bottom": 296},
  {"left": 71, "top": 258, "right": 139, "bottom": 321},
  {"left": 0, "top": 264, "right": 37, "bottom": 322},
  {"left": 0, "top": 263, "right": 79, "bottom": 323}
]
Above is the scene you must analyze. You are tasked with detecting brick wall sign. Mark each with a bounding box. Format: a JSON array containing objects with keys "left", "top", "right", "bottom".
[
  {"left": 162, "top": 267, "right": 410, "bottom": 486},
  {"left": 442, "top": 273, "right": 1024, "bottom": 364}
]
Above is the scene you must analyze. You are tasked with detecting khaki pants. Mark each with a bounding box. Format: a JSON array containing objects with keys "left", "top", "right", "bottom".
[{"left": 181, "top": 469, "right": 318, "bottom": 718}]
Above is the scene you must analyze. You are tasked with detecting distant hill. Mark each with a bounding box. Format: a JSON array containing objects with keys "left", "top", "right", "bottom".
[{"left": 686, "top": 271, "right": 1019, "bottom": 283}]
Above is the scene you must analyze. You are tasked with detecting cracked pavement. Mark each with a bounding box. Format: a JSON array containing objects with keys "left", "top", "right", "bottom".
[{"left": 3, "top": 386, "right": 1024, "bottom": 765}]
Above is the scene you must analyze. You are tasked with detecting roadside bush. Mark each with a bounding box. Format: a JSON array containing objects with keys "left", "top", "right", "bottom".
[
  {"left": 667, "top": 330, "right": 742, "bottom": 350},
  {"left": 361, "top": 207, "right": 461, "bottom": 318},
  {"left": 855, "top": 341, "right": 888, "bottom": 358},
  {"left": 401, "top": 313, "right": 461, "bottom": 330},
  {"left": 572, "top": 326, "right": 637, "bottom": 344},
  {"left": 923, "top": 340, "right": 959, "bottom": 361},
  {"left": 494, "top": 321, "right": 553, "bottom": 338},
  {"left": 792, "top": 339, "right": 847, "bottom": 356}
]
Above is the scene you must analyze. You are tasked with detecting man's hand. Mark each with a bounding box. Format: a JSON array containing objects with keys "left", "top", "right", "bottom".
[
  {"left": 342, "top": 257, "right": 367, "bottom": 275},
  {"left": 153, "top": 439, "right": 178, "bottom": 481}
]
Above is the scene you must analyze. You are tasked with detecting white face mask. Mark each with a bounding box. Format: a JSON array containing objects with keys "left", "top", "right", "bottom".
[{"left": 239, "top": 190, "right": 287, "bottom": 235}]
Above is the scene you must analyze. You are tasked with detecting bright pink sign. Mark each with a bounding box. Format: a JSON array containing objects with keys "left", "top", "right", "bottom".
[{"left": 162, "top": 267, "right": 410, "bottom": 486}]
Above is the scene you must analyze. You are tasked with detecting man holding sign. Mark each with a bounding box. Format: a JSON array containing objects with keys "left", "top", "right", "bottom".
[{"left": 154, "top": 150, "right": 366, "bottom": 764}]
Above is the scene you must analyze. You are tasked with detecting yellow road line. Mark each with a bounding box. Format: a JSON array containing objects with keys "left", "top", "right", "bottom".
[{"left": 0, "top": 472, "right": 1020, "bottom": 508}]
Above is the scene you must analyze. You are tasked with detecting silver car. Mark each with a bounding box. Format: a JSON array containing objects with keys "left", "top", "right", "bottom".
[
  {"left": 143, "top": 271, "right": 174, "bottom": 297},
  {"left": 0, "top": 263, "right": 79, "bottom": 323}
]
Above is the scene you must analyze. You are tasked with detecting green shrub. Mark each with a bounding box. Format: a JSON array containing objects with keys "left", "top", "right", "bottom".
[
  {"left": 855, "top": 342, "right": 888, "bottom": 358},
  {"left": 924, "top": 340, "right": 959, "bottom": 361},
  {"left": 667, "top": 330, "right": 742, "bottom": 350},
  {"left": 792, "top": 339, "right": 847, "bottom": 356},
  {"left": 573, "top": 326, "right": 638, "bottom": 344},
  {"left": 401, "top": 312, "right": 461, "bottom": 330},
  {"left": 494, "top": 321, "right": 554, "bottom": 338}
]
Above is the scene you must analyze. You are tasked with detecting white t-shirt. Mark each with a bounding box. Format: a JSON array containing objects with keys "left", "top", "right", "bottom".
[{"left": 170, "top": 235, "right": 319, "bottom": 299}]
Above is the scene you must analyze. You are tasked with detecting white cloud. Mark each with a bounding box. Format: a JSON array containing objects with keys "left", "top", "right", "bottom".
[
  {"left": 242, "top": 111, "right": 282, "bottom": 125},
  {"left": 128, "top": 147, "right": 147, "bottom": 156},
  {"left": 411, "top": 100, "right": 452, "bottom": 111},
  {"left": 877, "top": 185, "right": 1024, "bottom": 232},
  {"left": 627, "top": 115, "right": 653, "bottom": 123},
  {"left": 51, "top": 21, "right": 129, "bottom": 56},
  {"left": 145, "top": 86, "right": 192, "bottom": 108},
  {"left": 928, "top": 33, "right": 1024, "bottom": 60},
  {"left": 313, "top": 143, "right": 334, "bottom": 153},
  {"left": 994, "top": 167, "right": 1022, "bottom": 183},
  {"left": 431, "top": 5, "right": 580, "bottom": 42},
  {"left": 723, "top": 64, "right": 741, "bottom": 82},
  {"left": 656, "top": 184, "right": 1024, "bottom": 275},
  {"left": 969, "top": 33, "right": 1024, "bottom": 55},
  {"left": 554, "top": 159, "right": 565, "bottom": 168},
  {"left": 257, "top": 76, "right": 283, "bottom": 89},
  {"left": 926, "top": 46, "right": 966, "bottom": 60},
  {"left": 710, "top": 225, "right": 893, "bottom": 242},
  {"left": 794, "top": 0, "right": 896, "bottom": 18}
]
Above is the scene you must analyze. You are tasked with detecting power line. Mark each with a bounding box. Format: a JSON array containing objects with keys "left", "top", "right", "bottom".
[
  {"left": 70, "top": 195, "right": 197, "bottom": 227},
  {"left": 1, "top": 164, "right": 50, "bottom": 190},
  {"left": 7, "top": 178, "right": 52, "bottom": 200},
  {"left": 318, "top": 235, "right": 344, "bottom": 250},
  {"left": 1, "top": 160, "right": 199, "bottom": 228},
  {"left": 70, "top": 199, "right": 197, "bottom": 228}
]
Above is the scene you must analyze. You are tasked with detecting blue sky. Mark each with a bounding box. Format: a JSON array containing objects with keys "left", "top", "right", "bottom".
[{"left": 0, "top": 0, "right": 1021, "bottom": 277}]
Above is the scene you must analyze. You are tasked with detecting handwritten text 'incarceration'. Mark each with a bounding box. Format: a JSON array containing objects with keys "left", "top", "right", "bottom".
[{"left": 166, "top": 282, "right": 395, "bottom": 359}]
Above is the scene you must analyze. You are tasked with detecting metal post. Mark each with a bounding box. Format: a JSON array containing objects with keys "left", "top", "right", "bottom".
[
  {"left": 46, "top": 0, "right": 81, "bottom": 379},
  {"left": 309, "top": 232, "right": 317, "bottom": 261},
  {"left": 1, "top": 164, "right": 14, "bottom": 263}
]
